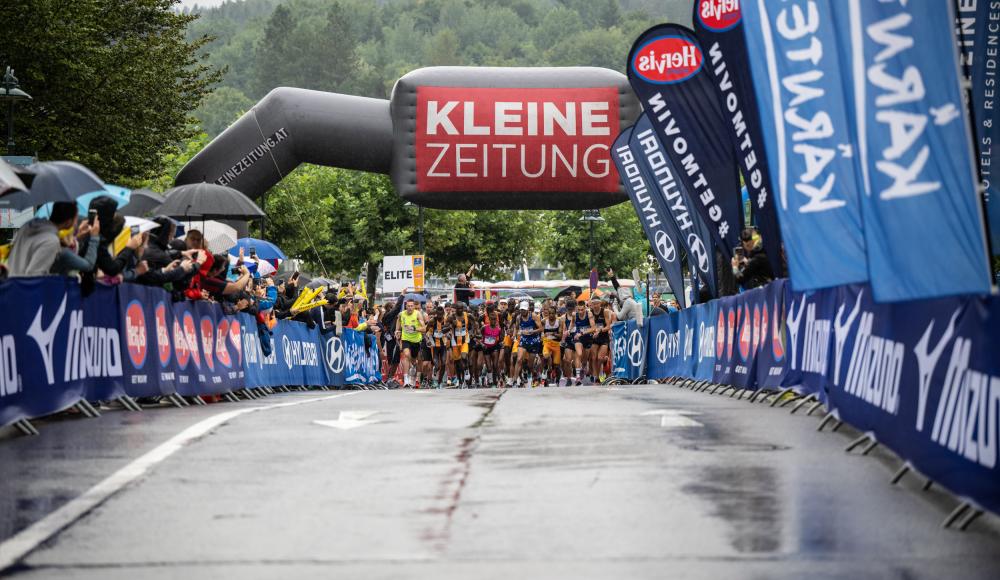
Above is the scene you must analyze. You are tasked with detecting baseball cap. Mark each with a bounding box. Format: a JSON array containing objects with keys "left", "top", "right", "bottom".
[{"left": 519, "top": 300, "right": 529, "bottom": 311}]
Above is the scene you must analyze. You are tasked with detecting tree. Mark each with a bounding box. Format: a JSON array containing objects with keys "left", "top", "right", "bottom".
[
  {"left": 539, "top": 204, "right": 649, "bottom": 279},
  {"left": 0, "top": 0, "right": 222, "bottom": 184},
  {"left": 195, "top": 86, "right": 254, "bottom": 137}
]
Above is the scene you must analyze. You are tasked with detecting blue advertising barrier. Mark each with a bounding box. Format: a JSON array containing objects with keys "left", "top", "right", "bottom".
[
  {"left": 0, "top": 278, "right": 387, "bottom": 429},
  {"left": 0, "top": 277, "right": 122, "bottom": 428},
  {"left": 613, "top": 278, "right": 1000, "bottom": 515},
  {"left": 611, "top": 319, "right": 646, "bottom": 382},
  {"left": 240, "top": 314, "right": 327, "bottom": 388},
  {"left": 121, "top": 282, "right": 244, "bottom": 398}
]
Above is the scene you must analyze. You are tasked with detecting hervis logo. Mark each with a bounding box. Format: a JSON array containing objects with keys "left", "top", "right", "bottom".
[
  {"left": 228, "top": 320, "right": 242, "bottom": 367},
  {"left": 752, "top": 304, "right": 761, "bottom": 354},
  {"left": 173, "top": 318, "right": 190, "bottom": 369},
  {"left": 155, "top": 302, "right": 171, "bottom": 368},
  {"left": 771, "top": 299, "right": 785, "bottom": 361},
  {"left": 215, "top": 319, "right": 232, "bottom": 368},
  {"left": 716, "top": 309, "right": 725, "bottom": 359},
  {"left": 697, "top": 0, "right": 741, "bottom": 32},
  {"left": 183, "top": 312, "right": 201, "bottom": 369},
  {"left": 200, "top": 317, "right": 215, "bottom": 371},
  {"left": 632, "top": 36, "right": 703, "bottom": 84},
  {"left": 124, "top": 300, "right": 147, "bottom": 369},
  {"left": 726, "top": 308, "right": 736, "bottom": 361},
  {"left": 738, "top": 304, "right": 751, "bottom": 362}
]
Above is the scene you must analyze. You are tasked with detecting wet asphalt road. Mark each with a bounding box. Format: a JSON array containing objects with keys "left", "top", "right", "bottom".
[{"left": 1, "top": 385, "right": 999, "bottom": 579}]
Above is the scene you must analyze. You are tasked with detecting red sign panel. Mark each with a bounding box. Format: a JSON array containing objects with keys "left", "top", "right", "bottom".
[{"left": 415, "top": 86, "right": 620, "bottom": 193}]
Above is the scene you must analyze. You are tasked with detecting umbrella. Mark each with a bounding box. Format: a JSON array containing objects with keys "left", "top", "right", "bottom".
[
  {"left": 0, "top": 158, "right": 27, "bottom": 195},
  {"left": 229, "top": 237, "right": 287, "bottom": 261},
  {"left": 555, "top": 285, "right": 583, "bottom": 299},
  {"left": 120, "top": 188, "right": 165, "bottom": 217},
  {"left": 0, "top": 161, "right": 104, "bottom": 211},
  {"left": 34, "top": 184, "right": 131, "bottom": 219},
  {"left": 159, "top": 182, "right": 264, "bottom": 220},
  {"left": 576, "top": 288, "right": 605, "bottom": 302},
  {"left": 403, "top": 293, "right": 428, "bottom": 303},
  {"left": 181, "top": 220, "right": 238, "bottom": 254},
  {"left": 306, "top": 277, "right": 336, "bottom": 289},
  {"left": 124, "top": 216, "right": 159, "bottom": 234}
]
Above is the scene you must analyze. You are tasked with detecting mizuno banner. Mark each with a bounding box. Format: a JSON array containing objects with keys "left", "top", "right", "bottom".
[
  {"left": 627, "top": 23, "right": 745, "bottom": 260},
  {"left": 693, "top": 0, "right": 784, "bottom": 277},
  {"left": 740, "top": 0, "right": 870, "bottom": 291},
  {"left": 612, "top": 126, "right": 688, "bottom": 308},
  {"left": 833, "top": 0, "right": 991, "bottom": 301},
  {"left": 631, "top": 114, "right": 718, "bottom": 299}
]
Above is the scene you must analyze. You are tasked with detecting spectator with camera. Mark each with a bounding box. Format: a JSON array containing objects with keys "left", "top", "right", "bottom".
[{"left": 731, "top": 228, "right": 774, "bottom": 290}]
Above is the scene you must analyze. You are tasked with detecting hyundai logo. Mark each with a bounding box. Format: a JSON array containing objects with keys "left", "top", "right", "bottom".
[{"left": 655, "top": 230, "right": 677, "bottom": 263}]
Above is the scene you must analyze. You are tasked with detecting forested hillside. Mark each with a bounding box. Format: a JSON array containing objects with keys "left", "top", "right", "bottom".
[{"left": 184, "top": 0, "right": 686, "bottom": 135}]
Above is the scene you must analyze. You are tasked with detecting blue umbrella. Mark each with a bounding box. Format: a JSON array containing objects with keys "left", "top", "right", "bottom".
[
  {"left": 34, "top": 184, "right": 131, "bottom": 218},
  {"left": 229, "top": 237, "right": 287, "bottom": 261}
]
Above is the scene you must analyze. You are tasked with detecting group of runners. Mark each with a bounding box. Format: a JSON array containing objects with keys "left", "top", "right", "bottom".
[{"left": 389, "top": 292, "right": 619, "bottom": 388}]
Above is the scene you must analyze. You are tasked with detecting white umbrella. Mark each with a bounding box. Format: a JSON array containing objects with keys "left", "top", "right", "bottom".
[
  {"left": 181, "top": 220, "right": 238, "bottom": 254},
  {"left": 124, "top": 215, "right": 158, "bottom": 234}
]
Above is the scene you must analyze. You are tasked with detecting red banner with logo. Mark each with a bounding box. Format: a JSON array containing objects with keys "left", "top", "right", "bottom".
[{"left": 414, "top": 86, "right": 620, "bottom": 193}]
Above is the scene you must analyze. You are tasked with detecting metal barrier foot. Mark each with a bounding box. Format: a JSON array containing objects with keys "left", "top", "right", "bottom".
[
  {"left": 958, "top": 509, "right": 984, "bottom": 531},
  {"left": 845, "top": 433, "right": 871, "bottom": 453},
  {"left": 817, "top": 413, "right": 836, "bottom": 432},
  {"left": 942, "top": 502, "right": 971, "bottom": 529},
  {"left": 789, "top": 394, "right": 816, "bottom": 413},
  {"left": 890, "top": 463, "right": 910, "bottom": 485},
  {"left": 14, "top": 419, "right": 39, "bottom": 436},
  {"left": 805, "top": 400, "right": 824, "bottom": 416}
]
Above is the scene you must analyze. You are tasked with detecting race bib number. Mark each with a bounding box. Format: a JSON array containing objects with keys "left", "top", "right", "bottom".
[{"left": 484, "top": 335, "right": 497, "bottom": 346}]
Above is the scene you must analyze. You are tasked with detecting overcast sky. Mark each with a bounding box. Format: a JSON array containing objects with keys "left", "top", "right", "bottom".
[{"left": 178, "top": 0, "right": 228, "bottom": 9}]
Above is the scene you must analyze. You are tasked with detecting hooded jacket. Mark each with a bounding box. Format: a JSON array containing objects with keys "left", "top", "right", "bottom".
[{"left": 6, "top": 219, "right": 61, "bottom": 277}]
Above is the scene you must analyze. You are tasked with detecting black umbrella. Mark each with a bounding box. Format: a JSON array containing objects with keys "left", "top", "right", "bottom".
[
  {"left": 159, "top": 182, "right": 264, "bottom": 220},
  {"left": 555, "top": 285, "right": 583, "bottom": 299},
  {"left": 119, "top": 188, "right": 165, "bottom": 217},
  {"left": 0, "top": 161, "right": 104, "bottom": 211}
]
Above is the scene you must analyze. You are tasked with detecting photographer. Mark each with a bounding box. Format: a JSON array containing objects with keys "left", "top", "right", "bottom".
[
  {"left": 731, "top": 228, "right": 774, "bottom": 290},
  {"left": 605, "top": 268, "right": 643, "bottom": 327}
]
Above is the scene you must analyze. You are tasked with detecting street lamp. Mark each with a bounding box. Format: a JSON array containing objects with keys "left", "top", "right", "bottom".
[
  {"left": 0, "top": 66, "right": 32, "bottom": 156},
  {"left": 404, "top": 201, "right": 424, "bottom": 255},
  {"left": 579, "top": 209, "right": 605, "bottom": 270}
]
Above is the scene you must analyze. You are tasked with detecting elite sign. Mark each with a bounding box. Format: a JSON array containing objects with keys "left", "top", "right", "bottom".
[{"left": 382, "top": 255, "right": 425, "bottom": 294}]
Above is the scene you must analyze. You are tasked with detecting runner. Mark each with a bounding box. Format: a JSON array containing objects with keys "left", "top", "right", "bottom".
[
  {"left": 570, "top": 299, "right": 595, "bottom": 386},
  {"left": 430, "top": 306, "right": 451, "bottom": 388},
  {"left": 510, "top": 301, "right": 543, "bottom": 388},
  {"left": 418, "top": 299, "right": 436, "bottom": 387},
  {"left": 560, "top": 303, "right": 576, "bottom": 387},
  {"left": 481, "top": 304, "right": 504, "bottom": 387},
  {"left": 541, "top": 305, "right": 564, "bottom": 386},
  {"left": 452, "top": 302, "right": 475, "bottom": 387},
  {"left": 394, "top": 299, "right": 426, "bottom": 388},
  {"left": 470, "top": 304, "right": 487, "bottom": 386},
  {"left": 589, "top": 297, "right": 615, "bottom": 384}
]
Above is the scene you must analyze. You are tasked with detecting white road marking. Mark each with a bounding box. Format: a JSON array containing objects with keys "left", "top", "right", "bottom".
[
  {"left": 640, "top": 409, "right": 703, "bottom": 428},
  {"left": 0, "top": 392, "right": 355, "bottom": 572},
  {"left": 313, "top": 410, "right": 381, "bottom": 430}
]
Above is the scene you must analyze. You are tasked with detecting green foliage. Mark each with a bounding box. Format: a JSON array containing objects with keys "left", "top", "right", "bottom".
[
  {"left": 195, "top": 86, "right": 254, "bottom": 137},
  {"left": 0, "top": 0, "right": 223, "bottom": 184},
  {"left": 539, "top": 205, "right": 650, "bottom": 279}
]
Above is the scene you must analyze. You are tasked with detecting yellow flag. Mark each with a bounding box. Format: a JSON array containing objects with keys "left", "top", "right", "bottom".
[{"left": 113, "top": 228, "right": 130, "bottom": 256}]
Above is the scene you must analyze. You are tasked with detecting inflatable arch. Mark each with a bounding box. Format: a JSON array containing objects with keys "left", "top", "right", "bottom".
[{"left": 175, "top": 66, "right": 641, "bottom": 210}]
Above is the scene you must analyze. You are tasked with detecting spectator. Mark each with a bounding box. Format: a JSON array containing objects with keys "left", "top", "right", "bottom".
[
  {"left": 6, "top": 201, "right": 88, "bottom": 277},
  {"left": 606, "top": 268, "right": 643, "bottom": 327},
  {"left": 185, "top": 229, "right": 205, "bottom": 251},
  {"left": 732, "top": 228, "right": 774, "bottom": 290},
  {"left": 454, "top": 264, "right": 476, "bottom": 304},
  {"left": 649, "top": 293, "right": 668, "bottom": 317}
]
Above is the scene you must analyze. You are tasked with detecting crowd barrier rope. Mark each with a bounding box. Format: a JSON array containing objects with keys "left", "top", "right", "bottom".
[
  {"left": 0, "top": 277, "right": 382, "bottom": 430},
  {"left": 612, "top": 279, "right": 1000, "bottom": 517}
]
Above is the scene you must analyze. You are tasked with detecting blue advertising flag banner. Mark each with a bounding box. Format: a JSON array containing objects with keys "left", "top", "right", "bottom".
[
  {"left": 740, "top": 0, "right": 869, "bottom": 291},
  {"left": 693, "top": 0, "right": 785, "bottom": 276},
  {"left": 676, "top": 306, "right": 700, "bottom": 379},
  {"left": 611, "top": 320, "right": 646, "bottom": 381},
  {"left": 627, "top": 23, "right": 745, "bottom": 260},
  {"left": 833, "top": 0, "right": 991, "bottom": 301},
  {"left": 0, "top": 278, "right": 93, "bottom": 427},
  {"left": 343, "top": 328, "right": 382, "bottom": 384},
  {"left": 612, "top": 126, "right": 689, "bottom": 308},
  {"left": 962, "top": 0, "right": 1000, "bottom": 257},
  {"left": 631, "top": 115, "right": 718, "bottom": 299}
]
